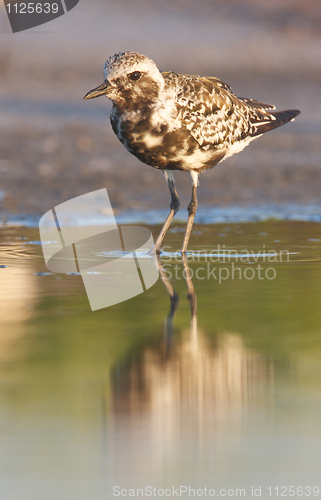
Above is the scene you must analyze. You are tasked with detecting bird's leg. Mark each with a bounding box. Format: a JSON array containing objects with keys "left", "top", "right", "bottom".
[
  {"left": 181, "top": 252, "right": 197, "bottom": 318},
  {"left": 181, "top": 171, "right": 199, "bottom": 254},
  {"left": 155, "top": 254, "right": 179, "bottom": 352},
  {"left": 152, "top": 170, "right": 180, "bottom": 254}
]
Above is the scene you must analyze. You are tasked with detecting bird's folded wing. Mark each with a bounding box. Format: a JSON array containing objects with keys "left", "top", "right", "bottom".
[
  {"left": 237, "top": 97, "right": 276, "bottom": 111},
  {"left": 171, "top": 74, "right": 253, "bottom": 150}
]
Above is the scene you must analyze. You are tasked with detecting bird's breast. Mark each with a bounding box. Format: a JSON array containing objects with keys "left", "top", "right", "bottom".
[{"left": 110, "top": 103, "right": 222, "bottom": 171}]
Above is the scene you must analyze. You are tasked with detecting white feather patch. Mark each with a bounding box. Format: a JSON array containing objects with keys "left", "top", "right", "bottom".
[{"left": 222, "top": 135, "right": 262, "bottom": 161}]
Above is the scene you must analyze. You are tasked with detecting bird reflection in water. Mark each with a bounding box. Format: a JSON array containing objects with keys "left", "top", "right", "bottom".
[
  {"left": 110, "top": 254, "right": 270, "bottom": 421},
  {"left": 106, "top": 254, "right": 272, "bottom": 481}
]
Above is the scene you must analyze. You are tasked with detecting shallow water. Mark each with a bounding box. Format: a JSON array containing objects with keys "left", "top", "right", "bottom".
[{"left": 1, "top": 220, "right": 321, "bottom": 500}]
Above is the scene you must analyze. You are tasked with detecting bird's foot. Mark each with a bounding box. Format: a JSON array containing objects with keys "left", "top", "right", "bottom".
[{"left": 147, "top": 244, "right": 162, "bottom": 256}]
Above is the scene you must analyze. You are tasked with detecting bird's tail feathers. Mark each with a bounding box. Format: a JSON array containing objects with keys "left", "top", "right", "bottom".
[{"left": 251, "top": 109, "right": 300, "bottom": 137}]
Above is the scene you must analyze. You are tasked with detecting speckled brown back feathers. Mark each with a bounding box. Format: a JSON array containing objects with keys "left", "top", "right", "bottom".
[{"left": 162, "top": 71, "right": 300, "bottom": 154}]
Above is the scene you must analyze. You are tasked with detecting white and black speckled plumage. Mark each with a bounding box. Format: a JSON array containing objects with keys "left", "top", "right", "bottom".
[
  {"left": 84, "top": 51, "right": 300, "bottom": 252},
  {"left": 85, "top": 51, "right": 300, "bottom": 174}
]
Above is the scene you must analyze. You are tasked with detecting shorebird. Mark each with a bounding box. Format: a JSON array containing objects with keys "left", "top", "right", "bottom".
[{"left": 84, "top": 52, "right": 300, "bottom": 253}]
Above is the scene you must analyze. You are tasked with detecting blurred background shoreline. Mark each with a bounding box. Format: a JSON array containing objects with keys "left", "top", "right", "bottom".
[{"left": 1, "top": 0, "right": 321, "bottom": 220}]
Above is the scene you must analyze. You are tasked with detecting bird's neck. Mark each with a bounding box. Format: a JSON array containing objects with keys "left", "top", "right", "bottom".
[
  {"left": 112, "top": 77, "right": 165, "bottom": 115},
  {"left": 113, "top": 98, "right": 154, "bottom": 119}
]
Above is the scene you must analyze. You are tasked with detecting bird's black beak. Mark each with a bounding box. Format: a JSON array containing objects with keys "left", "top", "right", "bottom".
[{"left": 83, "top": 80, "right": 111, "bottom": 100}]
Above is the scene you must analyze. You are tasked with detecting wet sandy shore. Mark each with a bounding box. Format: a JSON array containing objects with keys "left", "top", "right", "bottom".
[
  {"left": 0, "top": 119, "right": 321, "bottom": 217},
  {"left": 0, "top": 0, "right": 320, "bottom": 219}
]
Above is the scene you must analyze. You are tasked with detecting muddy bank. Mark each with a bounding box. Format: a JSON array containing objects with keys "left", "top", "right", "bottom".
[
  {"left": 0, "top": 0, "right": 320, "bottom": 218},
  {"left": 0, "top": 120, "right": 320, "bottom": 217}
]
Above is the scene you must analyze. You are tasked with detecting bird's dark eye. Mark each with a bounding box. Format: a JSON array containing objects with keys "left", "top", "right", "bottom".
[{"left": 128, "top": 71, "right": 142, "bottom": 81}]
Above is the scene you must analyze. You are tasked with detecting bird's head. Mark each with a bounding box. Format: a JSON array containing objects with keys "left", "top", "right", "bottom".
[{"left": 84, "top": 52, "right": 164, "bottom": 108}]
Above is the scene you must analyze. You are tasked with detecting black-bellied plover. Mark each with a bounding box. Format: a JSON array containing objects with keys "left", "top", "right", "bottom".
[{"left": 84, "top": 52, "right": 300, "bottom": 253}]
